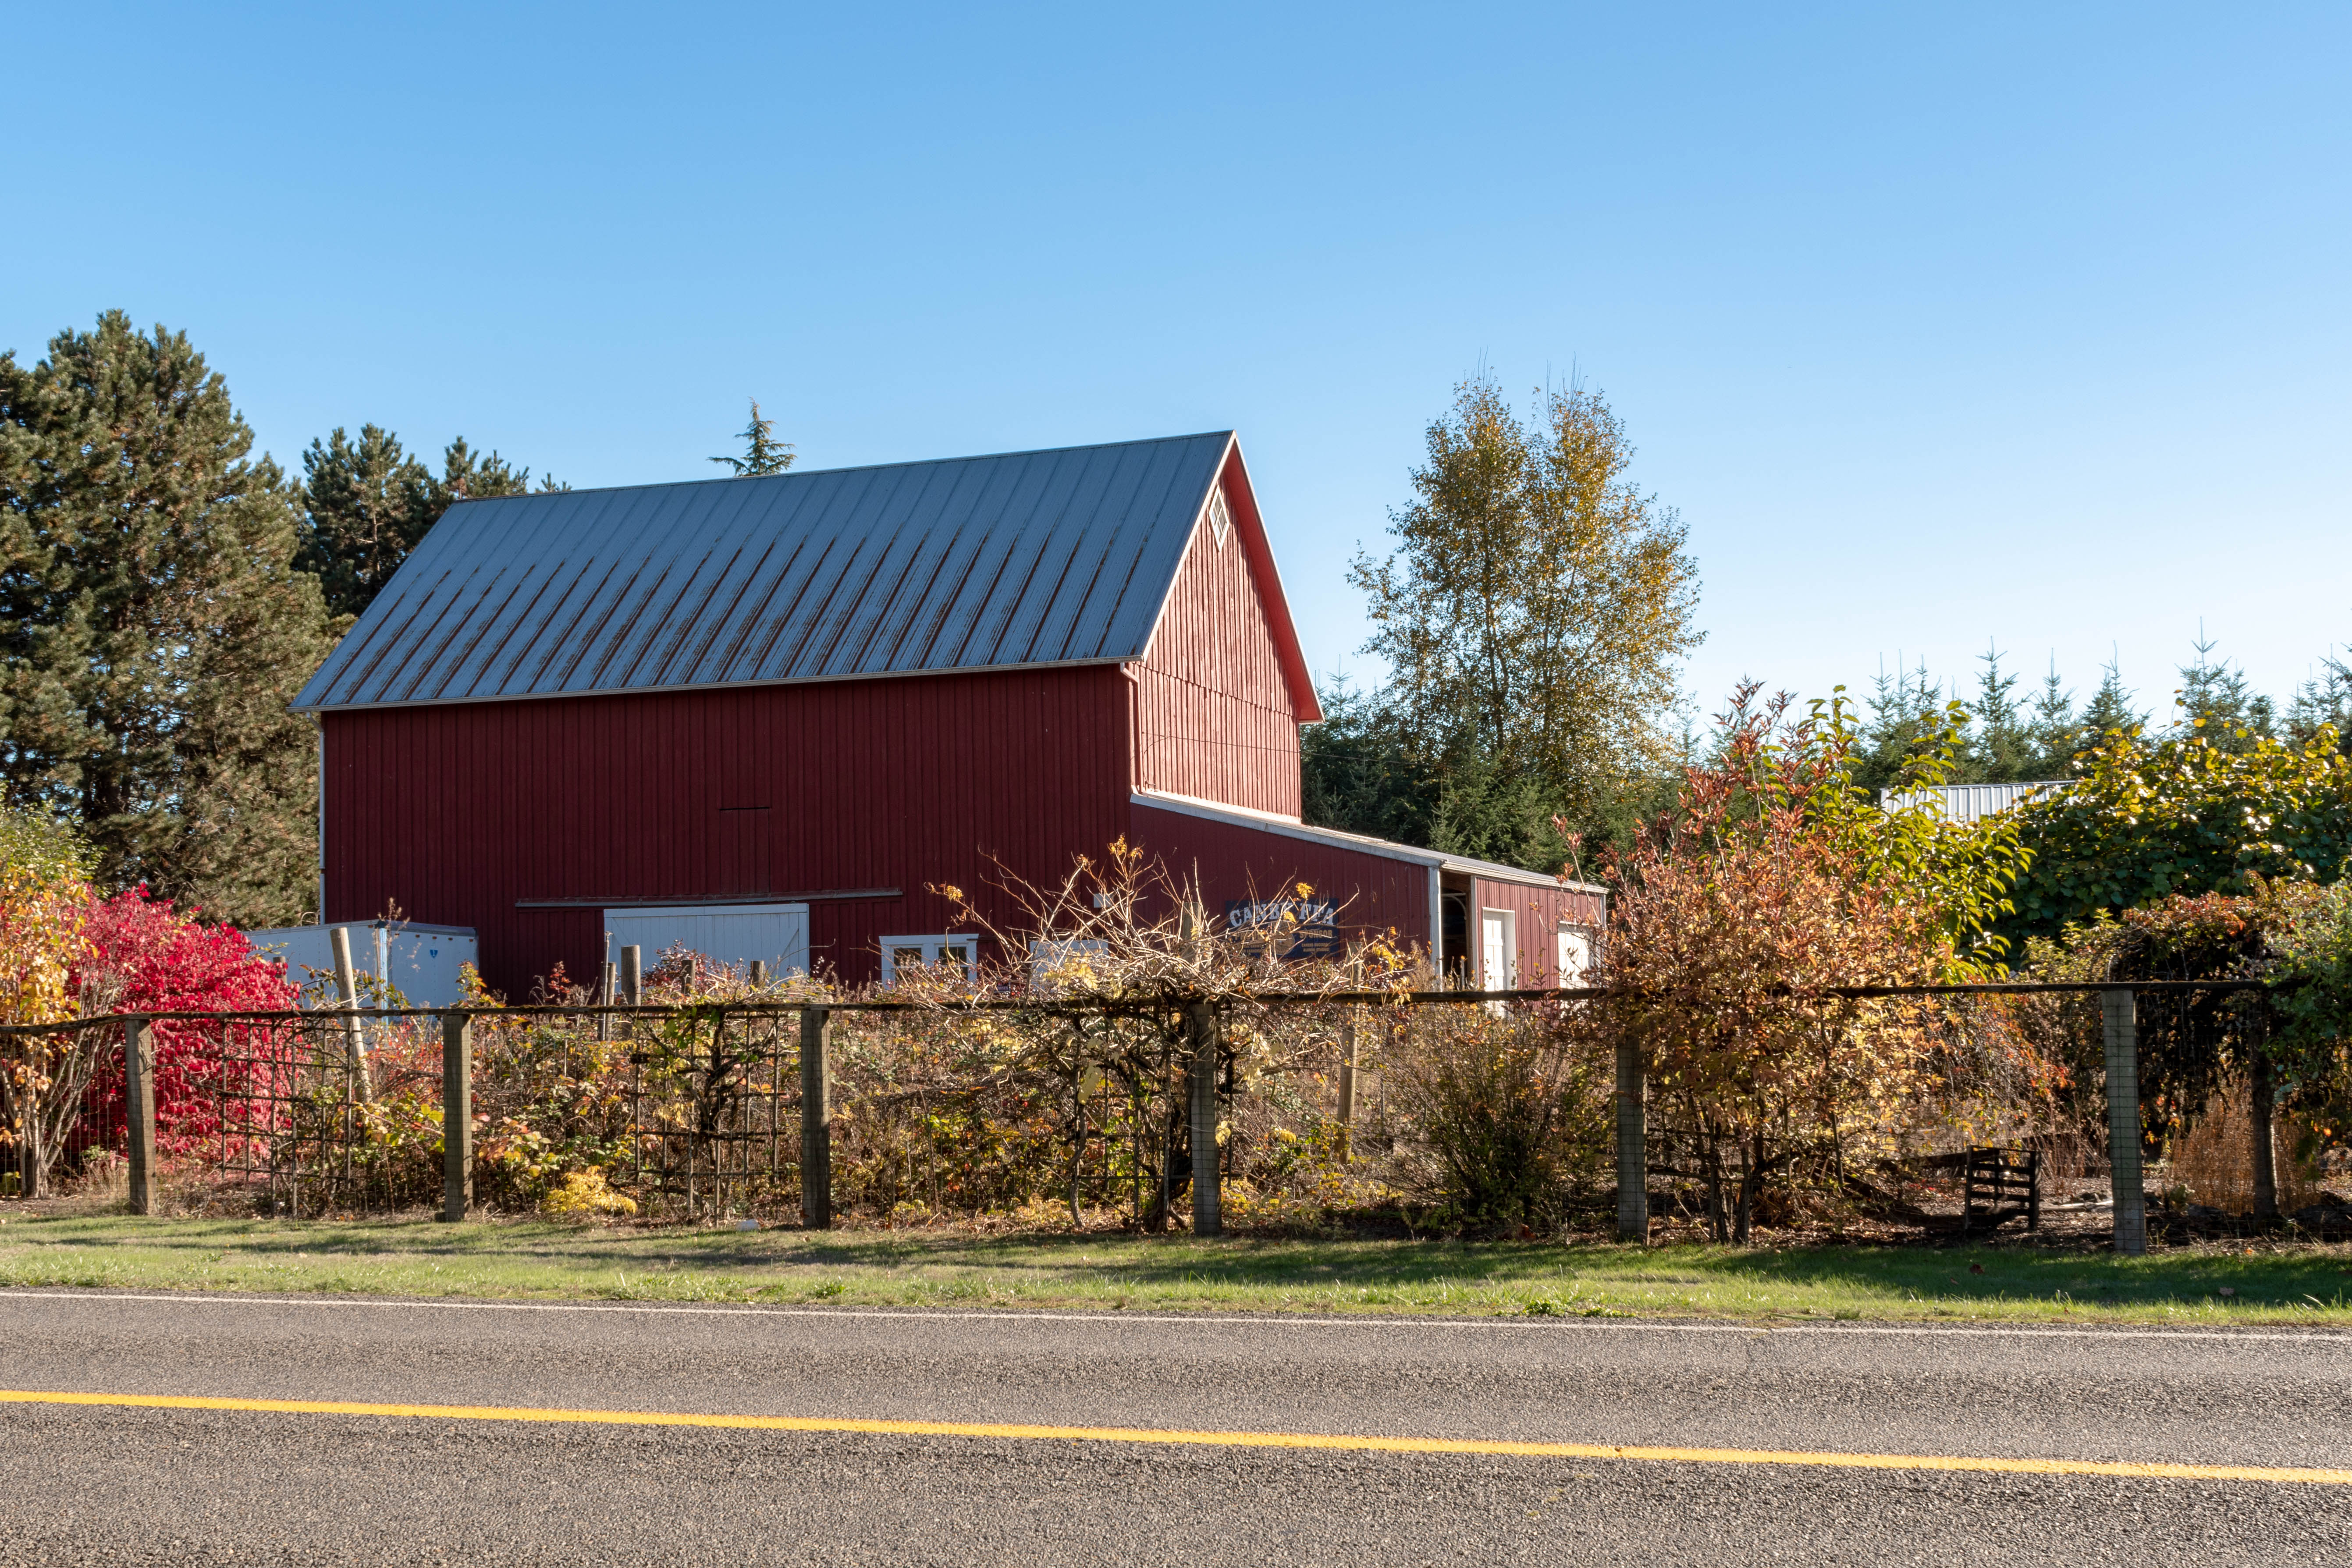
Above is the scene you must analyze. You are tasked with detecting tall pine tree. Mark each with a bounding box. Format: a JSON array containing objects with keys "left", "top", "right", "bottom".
[
  {"left": 0, "top": 312, "right": 332, "bottom": 924},
  {"left": 297, "top": 428, "right": 551, "bottom": 621}
]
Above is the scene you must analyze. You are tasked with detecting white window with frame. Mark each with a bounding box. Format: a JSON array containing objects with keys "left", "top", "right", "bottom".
[
  {"left": 1207, "top": 487, "right": 1233, "bottom": 548},
  {"left": 1478, "top": 908, "right": 1517, "bottom": 991},
  {"left": 881, "top": 935, "right": 981, "bottom": 985},
  {"left": 1556, "top": 924, "right": 1594, "bottom": 986}
]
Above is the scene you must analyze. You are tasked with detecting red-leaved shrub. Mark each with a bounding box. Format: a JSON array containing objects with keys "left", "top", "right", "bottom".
[{"left": 75, "top": 887, "right": 299, "bottom": 1149}]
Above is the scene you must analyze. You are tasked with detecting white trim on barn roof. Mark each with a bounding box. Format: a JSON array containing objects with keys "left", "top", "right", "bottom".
[{"left": 1129, "top": 789, "right": 1600, "bottom": 895}]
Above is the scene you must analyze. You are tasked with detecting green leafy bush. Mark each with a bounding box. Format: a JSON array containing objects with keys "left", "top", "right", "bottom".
[{"left": 2006, "top": 723, "right": 2352, "bottom": 947}]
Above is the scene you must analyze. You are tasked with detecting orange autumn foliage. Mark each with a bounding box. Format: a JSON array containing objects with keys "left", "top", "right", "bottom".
[{"left": 1588, "top": 686, "right": 2052, "bottom": 1239}]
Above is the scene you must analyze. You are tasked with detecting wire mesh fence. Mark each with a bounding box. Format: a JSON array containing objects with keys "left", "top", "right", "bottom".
[
  {"left": 0, "top": 978, "right": 2334, "bottom": 1243},
  {"left": 5, "top": 1007, "right": 805, "bottom": 1221},
  {"left": 468, "top": 1004, "right": 803, "bottom": 1221}
]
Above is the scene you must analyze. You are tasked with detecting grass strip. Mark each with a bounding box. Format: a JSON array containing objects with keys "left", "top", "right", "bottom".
[{"left": 1, "top": 1212, "right": 2348, "bottom": 1325}]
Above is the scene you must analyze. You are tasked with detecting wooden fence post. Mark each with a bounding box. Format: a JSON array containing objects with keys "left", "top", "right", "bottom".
[
  {"left": 621, "top": 945, "right": 643, "bottom": 1005},
  {"left": 441, "top": 1012, "right": 472, "bottom": 1222},
  {"left": 1335, "top": 1008, "right": 1357, "bottom": 1160},
  {"left": 1190, "top": 1000, "right": 1222, "bottom": 1237},
  {"left": 1615, "top": 1041, "right": 1648, "bottom": 1243},
  {"left": 800, "top": 1006, "right": 831, "bottom": 1230},
  {"left": 2103, "top": 987, "right": 2146, "bottom": 1256},
  {"left": 124, "top": 1018, "right": 156, "bottom": 1216},
  {"left": 597, "top": 961, "right": 617, "bottom": 1042},
  {"left": 330, "top": 924, "right": 373, "bottom": 1102},
  {"left": 749, "top": 959, "right": 767, "bottom": 988}
]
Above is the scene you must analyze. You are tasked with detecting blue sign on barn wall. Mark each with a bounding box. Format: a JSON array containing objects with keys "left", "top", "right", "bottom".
[{"left": 1224, "top": 898, "right": 1339, "bottom": 960}]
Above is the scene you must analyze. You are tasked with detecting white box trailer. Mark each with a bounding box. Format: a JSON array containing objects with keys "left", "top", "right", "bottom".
[{"left": 244, "top": 922, "right": 479, "bottom": 1008}]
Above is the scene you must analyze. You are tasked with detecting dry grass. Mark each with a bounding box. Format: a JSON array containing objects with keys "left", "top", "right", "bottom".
[{"left": 2170, "top": 1082, "right": 2327, "bottom": 1214}]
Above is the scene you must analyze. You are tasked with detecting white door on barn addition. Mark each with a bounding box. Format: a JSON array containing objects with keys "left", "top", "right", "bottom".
[
  {"left": 1479, "top": 909, "right": 1515, "bottom": 990},
  {"left": 1556, "top": 926, "right": 1593, "bottom": 985},
  {"left": 604, "top": 903, "right": 810, "bottom": 978}
]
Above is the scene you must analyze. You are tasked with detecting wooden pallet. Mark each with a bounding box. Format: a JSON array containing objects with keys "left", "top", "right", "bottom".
[{"left": 1962, "top": 1145, "right": 2040, "bottom": 1234}]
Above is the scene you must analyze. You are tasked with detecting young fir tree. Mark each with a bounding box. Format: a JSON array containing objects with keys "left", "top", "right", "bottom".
[
  {"left": 297, "top": 429, "right": 553, "bottom": 621},
  {"left": 1300, "top": 674, "right": 1649, "bottom": 871},
  {"left": 1849, "top": 661, "right": 1949, "bottom": 797},
  {"left": 2078, "top": 656, "right": 2143, "bottom": 744},
  {"left": 0, "top": 312, "right": 334, "bottom": 925},
  {"left": 2022, "top": 662, "right": 2083, "bottom": 778},
  {"left": 1300, "top": 679, "right": 1440, "bottom": 849},
  {"left": 1968, "top": 645, "right": 2040, "bottom": 782},
  {"left": 2174, "top": 635, "right": 2276, "bottom": 751},
  {"left": 2288, "top": 653, "right": 2352, "bottom": 754}
]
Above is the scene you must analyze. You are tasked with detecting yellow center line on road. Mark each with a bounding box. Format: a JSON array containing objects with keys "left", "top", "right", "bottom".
[{"left": 2, "top": 1389, "right": 2342, "bottom": 1486}]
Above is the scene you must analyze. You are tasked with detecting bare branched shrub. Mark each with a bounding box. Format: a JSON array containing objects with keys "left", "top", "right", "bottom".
[
  {"left": 1385, "top": 1003, "right": 1610, "bottom": 1233},
  {"left": 920, "top": 838, "right": 1414, "bottom": 1230}
]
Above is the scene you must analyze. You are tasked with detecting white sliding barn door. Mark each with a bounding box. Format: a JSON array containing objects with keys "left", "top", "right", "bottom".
[{"left": 604, "top": 903, "right": 810, "bottom": 977}]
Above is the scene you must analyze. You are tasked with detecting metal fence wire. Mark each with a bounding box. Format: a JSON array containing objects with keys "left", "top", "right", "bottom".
[
  {"left": 0, "top": 977, "right": 2316, "bottom": 1245},
  {"left": 7, "top": 1007, "right": 812, "bottom": 1221},
  {"left": 170, "top": 1012, "right": 440, "bottom": 1218},
  {"left": 471, "top": 1005, "right": 802, "bottom": 1221}
]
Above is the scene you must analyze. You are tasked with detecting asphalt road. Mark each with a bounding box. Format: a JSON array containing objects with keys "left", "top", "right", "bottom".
[{"left": 0, "top": 1291, "right": 2347, "bottom": 1565}]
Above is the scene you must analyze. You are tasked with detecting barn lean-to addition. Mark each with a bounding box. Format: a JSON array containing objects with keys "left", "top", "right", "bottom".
[{"left": 291, "top": 432, "right": 1602, "bottom": 998}]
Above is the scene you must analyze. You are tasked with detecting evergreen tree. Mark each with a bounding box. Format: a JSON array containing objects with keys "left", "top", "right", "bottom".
[
  {"left": 295, "top": 425, "right": 430, "bottom": 622},
  {"left": 298, "top": 429, "right": 554, "bottom": 621},
  {"left": 0, "top": 313, "right": 333, "bottom": 925},
  {"left": 1300, "top": 679, "right": 1440, "bottom": 849},
  {"left": 2288, "top": 652, "right": 2352, "bottom": 754},
  {"left": 1300, "top": 678, "right": 1606, "bottom": 872},
  {"left": 1968, "top": 645, "right": 2039, "bottom": 782},
  {"left": 2173, "top": 634, "right": 2275, "bottom": 751},
  {"left": 2021, "top": 662, "right": 2082, "bottom": 778},
  {"left": 711, "top": 399, "right": 796, "bottom": 477},
  {"left": 2079, "top": 656, "right": 2143, "bottom": 744},
  {"left": 1849, "top": 660, "right": 1950, "bottom": 797},
  {"left": 435, "top": 436, "right": 544, "bottom": 505}
]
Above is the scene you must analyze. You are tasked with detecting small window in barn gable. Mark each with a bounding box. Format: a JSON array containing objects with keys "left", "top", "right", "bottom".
[{"left": 1207, "top": 487, "right": 1233, "bottom": 548}]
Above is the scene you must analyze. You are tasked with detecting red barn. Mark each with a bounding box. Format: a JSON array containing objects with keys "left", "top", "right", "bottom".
[{"left": 292, "top": 433, "right": 1602, "bottom": 997}]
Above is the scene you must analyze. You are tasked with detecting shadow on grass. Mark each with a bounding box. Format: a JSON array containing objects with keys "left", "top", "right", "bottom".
[
  {"left": 1638, "top": 1240, "right": 2352, "bottom": 1312},
  {"left": 14, "top": 1210, "right": 2352, "bottom": 1315}
]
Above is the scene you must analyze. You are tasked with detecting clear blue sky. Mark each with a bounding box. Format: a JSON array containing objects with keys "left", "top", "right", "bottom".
[{"left": 9, "top": 3, "right": 2348, "bottom": 728}]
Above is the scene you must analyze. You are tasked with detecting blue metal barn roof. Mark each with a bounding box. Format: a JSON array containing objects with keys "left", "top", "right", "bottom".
[{"left": 292, "top": 432, "right": 1239, "bottom": 712}]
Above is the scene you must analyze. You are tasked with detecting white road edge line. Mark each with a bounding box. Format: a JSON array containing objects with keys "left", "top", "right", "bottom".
[{"left": 2, "top": 1289, "right": 2346, "bottom": 1344}]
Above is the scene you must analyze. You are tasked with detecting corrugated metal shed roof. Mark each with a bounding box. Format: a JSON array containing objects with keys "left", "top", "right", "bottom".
[
  {"left": 294, "top": 432, "right": 1241, "bottom": 712},
  {"left": 1879, "top": 780, "right": 2068, "bottom": 823}
]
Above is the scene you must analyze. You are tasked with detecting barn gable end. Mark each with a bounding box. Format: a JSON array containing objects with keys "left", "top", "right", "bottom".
[{"left": 1129, "top": 445, "right": 1320, "bottom": 818}]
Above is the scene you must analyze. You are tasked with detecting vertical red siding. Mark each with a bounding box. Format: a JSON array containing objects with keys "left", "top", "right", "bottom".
[
  {"left": 1129, "top": 803, "right": 1433, "bottom": 955},
  {"left": 1469, "top": 876, "right": 1609, "bottom": 986},
  {"left": 1130, "top": 472, "right": 1304, "bottom": 818},
  {"left": 323, "top": 666, "right": 1133, "bottom": 997}
]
